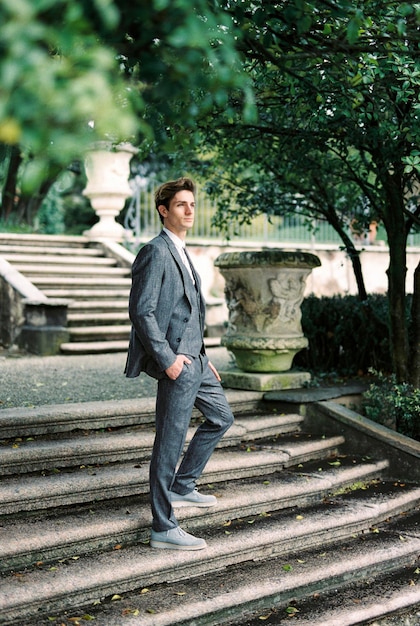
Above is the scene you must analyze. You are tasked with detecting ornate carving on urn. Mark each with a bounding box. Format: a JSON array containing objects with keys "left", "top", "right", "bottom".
[{"left": 214, "top": 249, "right": 321, "bottom": 373}]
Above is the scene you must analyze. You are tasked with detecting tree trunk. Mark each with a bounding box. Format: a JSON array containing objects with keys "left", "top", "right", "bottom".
[
  {"left": 327, "top": 211, "right": 368, "bottom": 301},
  {"left": 386, "top": 232, "right": 409, "bottom": 383},
  {"left": 345, "top": 244, "right": 368, "bottom": 302},
  {"left": 1, "top": 146, "right": 22, "bottom": 221},
  {"left": 409, "top": 260, "right": 420, "bottom": 388}
]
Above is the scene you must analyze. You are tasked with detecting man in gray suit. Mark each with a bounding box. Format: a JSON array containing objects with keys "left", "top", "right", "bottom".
[{"left": 125, "top": 177, "right": 234, "bottom": 550}]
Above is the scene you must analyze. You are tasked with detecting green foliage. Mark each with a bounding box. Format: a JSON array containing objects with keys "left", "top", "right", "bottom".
[
  {"left": 0, "top": 0, "right": 251, "bottom": 170},
  {"left": 362, "top": 371, "right": 420, "bottom": 440},
  {"left": 36, "top": 185, "right": 65, "bottom": 235},
  {"left": 25, "top": 168, "right": 95, "bottom": 235},
  {"left": 0, "top": 0, "right": 139, "bottom": 176}
]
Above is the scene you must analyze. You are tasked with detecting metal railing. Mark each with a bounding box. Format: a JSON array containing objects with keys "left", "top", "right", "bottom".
[{"left": 124, "top": 177, "right": 420, "bottom": 249}]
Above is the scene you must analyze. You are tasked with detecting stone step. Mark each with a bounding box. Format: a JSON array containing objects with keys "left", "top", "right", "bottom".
[
  {"left": 0, "top": 413, "right": 309, "bottom": 475},
  {"left": 13, "top": 264, "right": 129, "bottom": 276},
  {"left": 2, "top": 253, "right": 117, "bottom": 266},
  {"left": 2, "top": 486, "right": 419, "bottom": 625},
  {"left": 0, "top": 459, "right": 390, "bottom": 573},
  {"left": 49, "top": 512, "right": 420, "bottom": 626},
  {"left": 68, "top": 299, "right": 129, "bottom": 310},
  {"left": 0, "top": 233, "right": 89, "bottom": 248},
  {"left": 44, "top": 288, "right": 130, "bottom": 299},
  {"left": 59, "top": 335, "right": 222, "bottom": 355},
  {"left": 0, "top": 244, "right": 102, "bottom": 256},
  {"left": 0, "top": 390, "right": 256, "bottom": 438},
  {"left": 68, "top": 324, "right": 131, "bottom": 341},
  {"left": 249, "top": 563, "right": 420, "bottom": 626},
  {"left": 58, "top": 339, "right": 128, "bottom": 353},
  {"left": 34, "top": 276, "right": 131, "bottom": 287},
  {"left": 67, "top": 311, "right": 129, "bottom": 325}
]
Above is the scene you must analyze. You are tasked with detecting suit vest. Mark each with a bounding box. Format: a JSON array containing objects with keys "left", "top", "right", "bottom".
[{"left": 176, "top": 276, "right": 204, "bottom": 357}]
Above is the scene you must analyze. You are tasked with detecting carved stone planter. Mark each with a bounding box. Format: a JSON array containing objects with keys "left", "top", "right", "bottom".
[{"left": 214, "top": 249, "right": 321, "bottom": 373}]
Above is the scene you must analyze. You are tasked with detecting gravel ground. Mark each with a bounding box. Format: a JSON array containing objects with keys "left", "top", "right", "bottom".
[{"left": 0, "top": 346, "right": 235, "bottom": 409}]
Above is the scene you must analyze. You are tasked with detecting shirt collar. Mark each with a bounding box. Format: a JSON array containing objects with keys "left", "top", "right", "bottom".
[{"left": 163, "top": 227, "right": 185, "bottom": 249}]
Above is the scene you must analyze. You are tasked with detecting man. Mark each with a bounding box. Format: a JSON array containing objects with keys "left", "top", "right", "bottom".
[{"left": 125, "top": 177, "right": 234, "bottom": 550}]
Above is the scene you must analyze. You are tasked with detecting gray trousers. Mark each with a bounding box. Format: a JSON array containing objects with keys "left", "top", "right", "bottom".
[{"left": 149, "top": 353, "right": 234, "bottom": 531}]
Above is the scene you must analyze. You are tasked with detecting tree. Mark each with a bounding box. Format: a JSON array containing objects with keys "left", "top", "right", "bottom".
[{"left": 190, "top": 0, "right": 420, "bottom": 386}]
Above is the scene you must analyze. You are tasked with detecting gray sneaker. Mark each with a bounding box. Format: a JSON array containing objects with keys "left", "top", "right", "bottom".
[
  {"left": 150, "top": 526, "right": 207, "bottom": 550},
  {"left": 170, "top": 488, "right": 217, "bottom": 508}
]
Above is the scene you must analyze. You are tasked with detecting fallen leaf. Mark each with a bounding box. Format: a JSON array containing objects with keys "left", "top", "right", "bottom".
[
  {"left": 282, "top": 564, "right": 293, "bottom": 572},
  {"left": 122, "top": 608, "right": 140, "bottom": 616},
  {"left": 114, "top": 544, "right": 122, "bottom": 550},
  {"left": 175, "top": 592, "right": 186, "bottom": 596},
  {"left": 296, "top": 515, "right": 304, "bottom": 520},
  {"left": 111, "top": 595, "right": 122, "bottom": 601},
  {"left": 146, "top": 608, "right": 156, "bottom": 614},
  {"left": 140, "top": 588, "right": 149, "bottom": 594},
  {"left": 286, "top": 606, "right": 299, "bottom": 615}
]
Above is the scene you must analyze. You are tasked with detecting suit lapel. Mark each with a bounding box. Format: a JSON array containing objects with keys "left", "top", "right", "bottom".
[{"left": 159, "top": 231, "right": 200, "bottom": 302}]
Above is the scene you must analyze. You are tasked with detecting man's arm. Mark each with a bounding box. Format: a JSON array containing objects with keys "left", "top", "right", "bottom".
[{"left": 129, "top": 243, "right": 178, "bottom": 372}]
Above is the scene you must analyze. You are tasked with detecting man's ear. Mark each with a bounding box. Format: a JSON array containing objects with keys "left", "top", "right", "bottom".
[{"left": 158, "top": 204, "right": 167, "bottom": 219}]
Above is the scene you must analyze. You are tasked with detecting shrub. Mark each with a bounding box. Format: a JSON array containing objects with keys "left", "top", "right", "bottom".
[
  {"left": 361, "top": 371, "right": 420, "bottom": 440},
  {"left": 295, "top": 294, "right": 393, "bottom": 376}
]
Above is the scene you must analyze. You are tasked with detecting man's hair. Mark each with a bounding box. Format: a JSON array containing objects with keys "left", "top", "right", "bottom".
[{"left": 155, "top": 177, "right": 196, "bottom": 224}]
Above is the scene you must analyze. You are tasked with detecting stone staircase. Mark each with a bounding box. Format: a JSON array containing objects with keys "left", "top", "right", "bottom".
[
  {"left": 0, "top": 233, "right": 133, "bottom": 354},
  {"left": 1, "top": 392, "right": 420, "bottom": 625}
]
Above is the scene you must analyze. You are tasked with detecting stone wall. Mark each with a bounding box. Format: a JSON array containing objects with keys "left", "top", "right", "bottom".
[{"left": 187, "top": 241, "right": 420, "bottom": 301}]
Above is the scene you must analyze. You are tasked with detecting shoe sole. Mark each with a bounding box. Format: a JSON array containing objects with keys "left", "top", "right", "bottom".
[
  {"left": 150, "top": 540, "right": 207, "bottom": 550},
  {"left": 171, "top": 499, "right": 217, "bottom": 508}
]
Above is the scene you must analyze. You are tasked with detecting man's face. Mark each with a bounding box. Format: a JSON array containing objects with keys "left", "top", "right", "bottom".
[{"left": 159, "top": 190, "right": 195, "bottom": 237}]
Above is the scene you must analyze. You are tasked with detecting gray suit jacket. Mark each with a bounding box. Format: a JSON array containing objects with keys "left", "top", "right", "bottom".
[{"left": 124, "top": 230, "right": 205, "bottom": 379}]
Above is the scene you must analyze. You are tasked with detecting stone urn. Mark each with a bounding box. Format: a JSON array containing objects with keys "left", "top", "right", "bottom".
[
  {"left": 83, "top": 141, "right": 138, "bottom": 240},
  {"left": 214, "top": 249, "right": 321, "bottom": 373}
]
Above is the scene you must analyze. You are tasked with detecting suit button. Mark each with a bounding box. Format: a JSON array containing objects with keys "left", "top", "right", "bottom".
[
  {"left": 176, "top": 338, "right": 181, "bottom": 343},
  {"left": 183, "top": 318, "right": 188, "bottom": 323}
]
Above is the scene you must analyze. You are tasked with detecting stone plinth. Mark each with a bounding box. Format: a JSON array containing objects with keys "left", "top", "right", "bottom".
[
  {"left": 18, "top": 300, "right": 70, "bottom": 356},
  {"left": 220, "top": 367, "right": 311, "bottom": 392}
]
